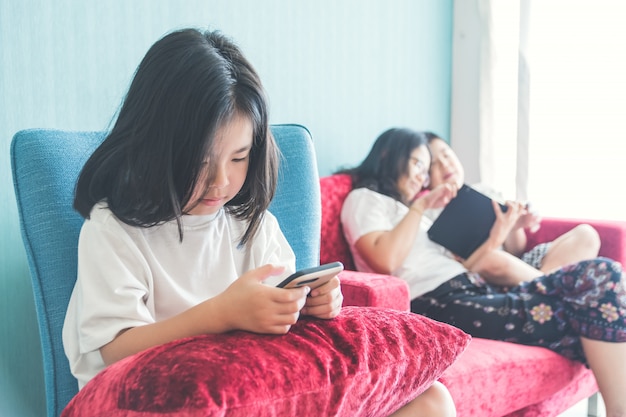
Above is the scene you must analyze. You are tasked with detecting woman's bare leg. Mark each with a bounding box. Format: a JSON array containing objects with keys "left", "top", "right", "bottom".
[
  {"left": 580, "top": 337, "right": 626, "bottom": 417},
  {"left": 540, "top": 224, "right": 600, "bottom": 273},
  {"left": 389, "top": 381, "right": 456, "bottom": 417}
]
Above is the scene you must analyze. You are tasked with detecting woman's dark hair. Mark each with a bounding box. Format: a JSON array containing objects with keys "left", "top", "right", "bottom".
[
  {"left": 337, "top": 127, "right": 429, "bottom": 202},
  {"left": 423, "top": 131, "right": 444, "bottom": 144},
  {"left": 74, "top": 28, "right": 277, "bottom": 246}
]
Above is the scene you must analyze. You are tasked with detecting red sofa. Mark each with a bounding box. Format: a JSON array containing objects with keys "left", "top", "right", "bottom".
[{"left": 323, "top": 173, "right": 626, "bottom": 417}]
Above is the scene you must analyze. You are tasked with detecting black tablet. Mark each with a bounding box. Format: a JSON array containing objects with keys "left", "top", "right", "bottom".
[{"left": 427, "top": 184, "right": 507, "bottom": 259}]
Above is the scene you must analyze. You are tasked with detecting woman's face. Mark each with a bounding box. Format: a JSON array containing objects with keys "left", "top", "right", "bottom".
[
  {"left": 396, "top": 145, "right": 431, "bottom": 204},
  {"left": 185, "top": 113, "right": 253, "bottom": 216},
  {"left": 428, "top": 138, "right": 464, "bottom": 189}
]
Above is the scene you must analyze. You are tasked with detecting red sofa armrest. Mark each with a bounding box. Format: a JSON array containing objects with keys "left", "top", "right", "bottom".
[
  {"left": 339, "top": 270, "right": 410, "bottom": 311},
  {"left": 526, "top": 217, "right": 626, "bottom": 266}
]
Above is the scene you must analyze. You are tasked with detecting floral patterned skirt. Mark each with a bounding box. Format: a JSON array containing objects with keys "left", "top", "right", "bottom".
[{"left": 410, "top": 257, "right": 626, "bottom": 364}]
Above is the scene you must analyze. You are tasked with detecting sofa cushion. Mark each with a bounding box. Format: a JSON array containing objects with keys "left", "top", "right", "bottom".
[
  {"left": 340, "top": 270, "right": 411, "bottom": 311},
  {"left": 62, "top": 306, "right": 471, "bottom": 417},
  {"left": 320, "top": 174, "right": 356, "bottom": 269},
  {"left": 439, "top": 338, "right": 597, "bottom": 417}
]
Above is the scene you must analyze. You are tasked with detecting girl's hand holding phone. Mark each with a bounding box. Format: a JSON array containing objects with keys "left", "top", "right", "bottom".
[
  {"left": 275, "top": 262, "right": 343, "bottom": 320},
  {"left": 215, "top": 264, "right": 310, "bottom": 335},
  {"left": 300, "top": 275, "right": 343, "bottom": 319}
]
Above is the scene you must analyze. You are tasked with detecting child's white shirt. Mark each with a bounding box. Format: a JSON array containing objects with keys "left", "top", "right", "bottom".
[{"left": 63, "top": 202, "right": 295, "bottom": 388}]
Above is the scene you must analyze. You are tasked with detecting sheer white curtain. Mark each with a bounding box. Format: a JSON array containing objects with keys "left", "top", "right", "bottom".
[
  {"left": 456, "top": 0, "right": 626, "bottom": 221},
  {"left": 477, "top": 0, "right": 522, "bottom": 201},
  {"left": 524, "top": 1, "right": 626, "bottom": 221},
  {"left": 451, "top": 0, "right": 523, "bottom": 202}
]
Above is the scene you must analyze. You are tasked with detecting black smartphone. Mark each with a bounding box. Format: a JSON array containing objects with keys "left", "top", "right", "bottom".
[{"left": 276, "top": 261, "right": 344, "bottom": 289}]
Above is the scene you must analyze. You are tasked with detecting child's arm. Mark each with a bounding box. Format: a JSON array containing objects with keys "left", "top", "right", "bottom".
[{"left": 100, "top": 264, "right": 310, "bottom": 366}]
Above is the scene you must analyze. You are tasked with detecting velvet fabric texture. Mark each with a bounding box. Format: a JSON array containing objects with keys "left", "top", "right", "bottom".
[
  {"left": 320, "top": 174, "right": 357, "bottom": 269},
  {"left": 439, "top": 338, "right": 597, "bottom": 417},
  {"left": 62, "top": 307, "right": 471, "bottom": 417},
  {"left": 340, "top": 271, "right": 411, "bottom": 311}
]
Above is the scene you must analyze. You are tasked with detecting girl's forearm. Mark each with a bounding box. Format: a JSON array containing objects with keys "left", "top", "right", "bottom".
[{"left": 99, "top": 297, "right": 228, "bottom": 366}]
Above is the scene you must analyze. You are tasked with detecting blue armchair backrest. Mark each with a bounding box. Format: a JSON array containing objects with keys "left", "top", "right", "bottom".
[{"left": 10, "top": 124, "right": 321, "bottom": 417}]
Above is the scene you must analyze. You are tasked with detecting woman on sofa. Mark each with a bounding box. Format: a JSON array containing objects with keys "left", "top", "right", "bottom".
[
  {"left": 339, "top": 127, "right": 626, "bottom": 417},
  {"left": 63, "top": 29, "right": 455, "bottom": 417},
  {"left": 423, "top": 131, "right": 600, "bottom": 279}
]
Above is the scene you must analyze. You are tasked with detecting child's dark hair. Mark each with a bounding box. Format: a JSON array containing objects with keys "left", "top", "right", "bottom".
[
  {"left": 337, "top": 127, "right": 429, "bottom": 202},
  {"left": 74, "top": 28, "right": 277, "bottom": 245}
]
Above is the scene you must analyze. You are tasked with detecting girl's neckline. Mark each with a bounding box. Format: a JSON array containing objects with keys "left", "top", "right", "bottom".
[{"left": 179, "top": 209, "right": 222, "bottom": 228}]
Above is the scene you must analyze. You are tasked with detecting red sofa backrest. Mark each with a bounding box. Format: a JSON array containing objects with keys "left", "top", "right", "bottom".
[{"left": 320, "top": 174, "right": 356, "bottom": 270}]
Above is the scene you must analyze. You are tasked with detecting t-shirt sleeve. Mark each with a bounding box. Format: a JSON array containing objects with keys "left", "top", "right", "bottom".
[
  {"left": 73, "top": 215, "right": 155, "bottom": 355},
  {"left": 341, "top": 189, "right": 397, "bottom": 246}
]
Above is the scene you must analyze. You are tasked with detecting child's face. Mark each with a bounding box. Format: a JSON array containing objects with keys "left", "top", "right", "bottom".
[
  {"left": 428, "top": 138, "right": 464, "bottom": 189},
  {"left": 185, "top": 114, "right": 253, "bottom": 216},
  {"left": 396, "top": 145, "right": 431, "bottom": 203}
]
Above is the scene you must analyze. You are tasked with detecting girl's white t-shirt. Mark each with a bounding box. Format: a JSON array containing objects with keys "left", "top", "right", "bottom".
[
  {"left": 63, "top": 202, "right": 295, "bottom": 388},
  {"left": 340, "top": 188, "right": 466, "bottom": 299}
]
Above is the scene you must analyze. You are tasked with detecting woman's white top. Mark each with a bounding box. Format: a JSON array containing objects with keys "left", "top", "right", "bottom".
[
  {"left": 341, "top": 188, "right": 466, "bottom": 299},
  {"left": 63, "top": 202, "right": 295, "bottom": 388}
]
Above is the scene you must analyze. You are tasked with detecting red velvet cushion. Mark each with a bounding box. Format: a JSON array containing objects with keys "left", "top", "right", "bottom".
[
  {"left": 340, "top": 270, "right": 411, "bottom": 311},
  {"left": 62, "top": 307, "right": 470, "bottom": 417},
  {"left": 320, "top": 174, "right": 356, "bottom": 269},
  {"left": 439, "top": 338, "right": 597, "bottom": 417}
]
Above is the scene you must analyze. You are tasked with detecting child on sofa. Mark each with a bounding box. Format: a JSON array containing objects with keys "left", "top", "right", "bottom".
[
  {"left": 62, "top": 28, "right": 455, "bottom": 417},
  {"left": 423, "top": 131, "right": 601, "bottom": 282},
  {"left": 339, "top": 127, "right": 626, "bottom": 417}
]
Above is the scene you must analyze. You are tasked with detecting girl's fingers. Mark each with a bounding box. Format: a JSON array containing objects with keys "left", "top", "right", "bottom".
[
  {"left": 302, "top": 298, "right": 342, "bottom": 319},
  {"left": 309, "top": 276, "right": 340, "bottom": 297}
]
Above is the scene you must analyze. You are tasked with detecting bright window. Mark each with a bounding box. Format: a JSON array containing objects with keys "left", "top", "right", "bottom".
[{"left": 526, "top": 1, "right": 626, "bottom": 221}]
